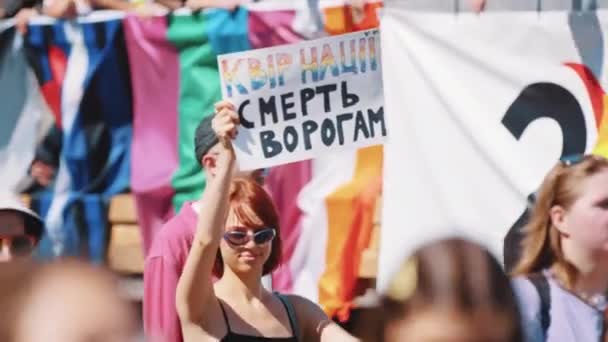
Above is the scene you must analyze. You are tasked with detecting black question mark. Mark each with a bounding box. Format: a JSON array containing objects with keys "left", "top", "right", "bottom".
[{"left": 502, "top": 82, "right": 587, "bottom": 271}]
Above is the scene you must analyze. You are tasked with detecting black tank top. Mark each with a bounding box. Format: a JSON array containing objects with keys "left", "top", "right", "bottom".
[{"left": 218, "top": 294, "right": 299, "bottom": 342}]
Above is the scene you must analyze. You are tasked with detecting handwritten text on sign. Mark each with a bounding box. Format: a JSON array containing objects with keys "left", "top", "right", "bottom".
[{"left": 218, "top": 29, "right": 386, "bottom": 170}]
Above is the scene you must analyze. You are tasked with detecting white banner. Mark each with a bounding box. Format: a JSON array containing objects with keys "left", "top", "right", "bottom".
[
  {"left": 378, "top": 9, "right": 608, "bottom": 291},
  {"left": 218, "top": 29, "right": 386, "bottom": 170}
]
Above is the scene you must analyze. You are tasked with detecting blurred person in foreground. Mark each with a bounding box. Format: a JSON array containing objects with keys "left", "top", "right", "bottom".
[
  {"left": 0, "top": 259, "right": 36, "bottom": 342},
  {"left": 175, "top": 102, "right": 358, "bottom": 341},
  {"left": 357, "top": 238, "right": 522, "bottom": 342},
  {"left": 511, "top": 155, "right": 608, "bottom": 341},
  {"left": 0, "top": 193, "right": 44, "bottom": 262},
  {"left": 0, "top": 259, "right": 138, "bottom": 342}
]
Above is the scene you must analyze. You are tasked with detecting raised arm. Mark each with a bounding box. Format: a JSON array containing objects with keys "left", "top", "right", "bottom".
[{"left": 175, "top": 102, "right": 239, "bottom": 325}]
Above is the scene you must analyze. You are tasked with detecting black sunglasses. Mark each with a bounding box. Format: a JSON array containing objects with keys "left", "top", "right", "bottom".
[
  {"left": 223, "top": 227, "right": 276, "bottom": 246},
  {"left": 0, "top": 235, "right": 36, "bottom": 256}
]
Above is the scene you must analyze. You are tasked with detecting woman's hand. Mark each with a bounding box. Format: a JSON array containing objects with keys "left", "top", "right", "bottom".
[
  {"left": 212, "top": 101, "right": 239, "bottom": 144},
  {"left": 14, "top": 8, "right": 39, "bottom": 34},
  {"left": 211, "top": 100, "right": 239, "bottom": 167}
]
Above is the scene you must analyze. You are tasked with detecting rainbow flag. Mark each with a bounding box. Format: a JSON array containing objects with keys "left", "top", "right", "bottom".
[
  {"left": 0, "top": 1, "right": 384, "bottom": 319},
  {"left": 123, "top": 3, "right": 330, "bottom": 253},
  {"left": 124, "top": 8, "right": 254, "bottom": 253}
]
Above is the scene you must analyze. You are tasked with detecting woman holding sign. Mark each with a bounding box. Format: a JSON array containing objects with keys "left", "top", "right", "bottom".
[
  {"left": 176, "top": 101, "right": 359, "bottom": 342},
  {"left": 511, "top": 155, "right": 608, "bottom": 341}
]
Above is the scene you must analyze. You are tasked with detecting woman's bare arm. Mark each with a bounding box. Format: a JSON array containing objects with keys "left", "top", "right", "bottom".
[{"left": 176, "top": 103, "right": 238, "bottom": 327}]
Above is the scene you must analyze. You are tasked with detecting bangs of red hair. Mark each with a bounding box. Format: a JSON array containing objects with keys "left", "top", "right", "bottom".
[{"left": 213, "top": 177, "right": 282, "bottom": 277}]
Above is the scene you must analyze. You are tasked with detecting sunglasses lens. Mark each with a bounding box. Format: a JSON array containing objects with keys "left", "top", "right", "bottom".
[
  {"left": 225, "top": 232, "right": 248, "bottom": 245},
  {"left": 253, "top": 229, "right": 275, "bottom": 245},
  {"left": 10, "top": 236, "right": 34, "bottom": 255}
]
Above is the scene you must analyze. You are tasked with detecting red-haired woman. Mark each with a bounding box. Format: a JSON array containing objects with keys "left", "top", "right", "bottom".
[{"left": 176, "top": 102, "right": 358, "bottom": 342}]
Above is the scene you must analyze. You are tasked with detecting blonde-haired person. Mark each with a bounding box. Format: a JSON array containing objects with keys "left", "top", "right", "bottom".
[
  {"left": 358, "top": 238, "right": 522, "bottom": 342},
  {"left": 511, "top": 154, "right": 608, "bottom": 341}
]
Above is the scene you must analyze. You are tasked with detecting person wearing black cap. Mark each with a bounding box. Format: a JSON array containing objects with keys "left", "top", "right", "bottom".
[
  {"left": 144, "top": 101, "right": 265, "bottom": 342},
  {"left": 0, "top": 193, "right": 44, "bottom": 262}
]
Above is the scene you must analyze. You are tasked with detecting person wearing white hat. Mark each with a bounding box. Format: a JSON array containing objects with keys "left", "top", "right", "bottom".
[{"left": 0, "top": 194, "right": 44, "bottom": 262}]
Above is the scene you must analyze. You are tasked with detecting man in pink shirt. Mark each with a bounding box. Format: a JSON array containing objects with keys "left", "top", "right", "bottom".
[{"left": 143, "top": 103, "right": 264, "bottom": 342}]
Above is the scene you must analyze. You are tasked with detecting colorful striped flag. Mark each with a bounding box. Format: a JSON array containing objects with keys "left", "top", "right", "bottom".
[
  {"left": 124, "top": 4, "right": 325, "bottom": 255},
  {"left": 24, "top": 12, "right": 133, "bottom": 261},
  {"left": 125, "top": 8, "right": 253, "bottom": 254},
  {"left": 0, "top": 1, "right": 384, "bottom": 320}
]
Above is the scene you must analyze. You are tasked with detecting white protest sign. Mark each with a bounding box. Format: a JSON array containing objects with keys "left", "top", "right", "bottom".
[{"left": 218, "top": 29, "right": 385, "bottom": 171}]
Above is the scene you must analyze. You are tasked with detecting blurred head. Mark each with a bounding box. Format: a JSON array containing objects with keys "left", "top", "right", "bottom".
[
  {"left": 12, "top": 260, "right": 138, "bottom": 342},
  {"left": 194, "top": 115, "right": 266, "bottom": 185},
  {"left": 512, "top": 154, "right": 608, "bottom": 288},
  {"left": 0, "top": 260, "right": 37, "bottom": 342},
  {"left": 0, "top": 195, "right": 43, "bottom": 262},
  {"left": 213, "top": 177, "right": 281, "bottom": 278},
  {"left": 372, "top": 238, "right": 521, "bottom": 342}
]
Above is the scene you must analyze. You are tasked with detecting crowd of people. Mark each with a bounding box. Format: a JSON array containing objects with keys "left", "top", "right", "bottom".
[
  {"left": 1, "top": 97, "right": 607, "bottom": 341},
  {"left": 2, "top": 1, "right": 608, "bottom": 341},
  {"left": 0, "top": 0, "right": 488, "bottom": 36}
]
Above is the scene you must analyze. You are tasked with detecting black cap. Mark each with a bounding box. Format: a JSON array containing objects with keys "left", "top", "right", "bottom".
[{"left": 194, "top": 114, "right": 219, "bottom": 164}]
